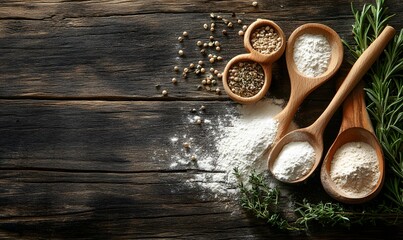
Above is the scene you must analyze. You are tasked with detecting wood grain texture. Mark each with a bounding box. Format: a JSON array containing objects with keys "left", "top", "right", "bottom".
[{"left": 0, "top": 0, "right": 402, "bottom": 239}]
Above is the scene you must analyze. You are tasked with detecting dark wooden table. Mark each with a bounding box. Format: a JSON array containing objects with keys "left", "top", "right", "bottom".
[{"left": 0, "top": 1, "right": 401, "bottom": 239}]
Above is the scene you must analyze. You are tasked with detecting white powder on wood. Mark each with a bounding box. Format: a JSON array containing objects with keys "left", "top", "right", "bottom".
[
  {"left": 166, "top": 99, "right": 296, "bottom": 197},
  {"left": 293, "top": 34, "right": 331, "bottom": 77},
  {"left": 272, "top": 141, "right": 316, "bottom": 181},
  {"left": 330, "top": 142, "right": 380, "bottom": 198}
]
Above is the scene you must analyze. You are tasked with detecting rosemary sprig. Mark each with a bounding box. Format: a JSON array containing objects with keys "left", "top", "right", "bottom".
[{"left": 344, "top": 0, "right": 403, "bottom": 208}]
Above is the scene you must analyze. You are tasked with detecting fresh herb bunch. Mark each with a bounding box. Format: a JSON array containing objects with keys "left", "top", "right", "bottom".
[
  {"left": 344, "top": 0, "right": 403, "bottom": 208},
  {"left": 235, "top": 169, "right": 401, "bottom": 231}
]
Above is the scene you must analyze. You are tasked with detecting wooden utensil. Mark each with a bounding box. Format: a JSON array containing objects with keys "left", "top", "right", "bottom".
[
  {"left": 222, "top": 19, "right": 286, "bottom": 104},
  {"left": 320, "top": 81, "right": 385, "bottom": 204},
  {"left": 274, "top": 23, "right": 344, "bottom": 141},
  {"left": 268, "top": 26, "right": 395, "bottom": 183}
]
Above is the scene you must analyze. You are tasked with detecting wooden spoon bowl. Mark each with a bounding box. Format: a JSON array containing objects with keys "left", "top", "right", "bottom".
[
  {"left": 222, "top": 19, "right": 286, "bottom": 104},
  {"left": 268, "top": 26, "right": 395, "bottom": 183}
]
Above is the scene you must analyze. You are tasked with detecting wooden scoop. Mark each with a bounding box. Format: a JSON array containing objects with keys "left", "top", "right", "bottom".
[
  {"left": 274, "top": 23, "right": 344, "bottom": 141},
  {"left": 320, "top": 81, "right": 385, "bottom": 204},
  {"left": 268, "top": 26, "right": 395, "bottom": 183},
  {"left": 222, "top": 19, "right": 286, "bottom": 104}
]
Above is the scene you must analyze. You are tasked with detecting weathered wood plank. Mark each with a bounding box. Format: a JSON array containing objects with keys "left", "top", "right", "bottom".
[
  {"left": 0, "top": 99, "right": 337, "bottom": 170},
  {"left": 0, "top": 1, "right": 401, "bottom": 99}
]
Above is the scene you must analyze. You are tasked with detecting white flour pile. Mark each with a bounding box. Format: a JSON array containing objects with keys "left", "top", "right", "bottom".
[
  {"left": 330, "top": 142, "right": 380, "bottom": 198},
  {"left": 293, "top": 33, "right": 332, "bottom": 77},
  {"left": 271, "top": 141, "right": 316, "bottom": 182},
  {"left": 168, "top": 99, "right": 290, "bottom": 197}
]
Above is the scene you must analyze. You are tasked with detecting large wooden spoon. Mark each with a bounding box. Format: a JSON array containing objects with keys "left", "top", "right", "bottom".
[
  {"left": 320, "top": 81, "right": 384, "bottom": 204},
  {"left": 268, "top": 26, "right": 395, "bottom": 184},
  {"left": 274, "top": 23, "right": 343, "bottom": 141}
]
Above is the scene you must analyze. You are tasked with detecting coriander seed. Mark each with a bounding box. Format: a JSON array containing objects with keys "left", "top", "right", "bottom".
[
  {"left": 197, "top": 40, "right": 203, "bottom": 47},
  {"left": 178, "top": 36, "right": 183, "bottom": 42},
  {"left": 183, "top": 67, "right": 189, "bottom": 73},
  {"left": 183, "top": 31, "right": 188, "bottom": 37},
  {"left": 227, "top": 61, "right": 265, "bottom": 97},
  {"left": 189, "top": 63, "right": 195, "bottom": 69},
  {"left": 172, "top": 78, "right": 177, "bottom": 84},
  {"left": 217, "top": 56, "right": 223, "bottom": 61},
  {"left": 203, "top": 43, "right": 208, "bottom": 48},
  {"left": 250, "top": 25, "right": 282, "bottom": 54},
  {"left": 242, "top": 25, "right": 248, "bottom": 31},
  {"left": 216, "top": 46, "right": 221, "bottom": 51},
  {"left": 209, "top": 58, "right": 215, "bottom": 63},
  {"left": 238, "top": 30, "right": 244, "bottom": 36},
  {"left": 200, "top": 68, "right": 206, "bottom": 73},
  {"left": 198, "top": 60, "right": 204, "bottom": 65},
  {"left": 178, "top": 50, "right": 184, "bottom": 56},
  {"left": 174, "top": 66, "right": 179, "bottom": 72},
  {"left": 162, "top": 89, "right": 168, "bottom": 96},
  {"left": 237, "top": 19, "right": 242, "bottom": 24}
]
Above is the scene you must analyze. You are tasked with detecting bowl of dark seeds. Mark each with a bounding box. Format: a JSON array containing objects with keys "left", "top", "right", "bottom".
[{"left": 222, "top": 54, "right": 272, "bottom": 104}]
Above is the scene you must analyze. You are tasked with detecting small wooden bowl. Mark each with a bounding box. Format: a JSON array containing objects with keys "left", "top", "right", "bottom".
[
  {"left": 244, "top": 19, "right": 286, "bottom": 63},
  {"left": 222, "top": 54, "right": 272, "bottom": 104},
  {"left": 222, "top": 19, "right": 286, "bottom": 104}
]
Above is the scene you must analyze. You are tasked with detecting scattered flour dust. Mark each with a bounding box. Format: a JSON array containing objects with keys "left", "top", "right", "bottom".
[{"left": 166, "top": 99, "right": 292, "bottom": 199}]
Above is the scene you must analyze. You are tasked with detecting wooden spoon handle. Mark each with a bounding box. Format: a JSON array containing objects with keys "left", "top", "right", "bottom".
[
  {"left": 308, "top": 26, "right": 395, "bottom": 136},
  {"left": 339, "top": 81, "right": 375, "bottom": 134}
]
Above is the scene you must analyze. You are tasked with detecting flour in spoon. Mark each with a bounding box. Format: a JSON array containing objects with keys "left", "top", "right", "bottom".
[{"left": 330, "top": 142, "right": 380, "bottom": 198}]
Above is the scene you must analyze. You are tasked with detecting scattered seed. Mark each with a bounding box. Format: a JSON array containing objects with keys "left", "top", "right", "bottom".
[
  {"left": 252, "top": 1, "right": 258, "bottom": 7},
  {"left": 210, "top": 68, "right": 215, "bottom": 73},
  {"left": 183, "top": 142, "right": 190, "bottom": 148},
  {"left": 210, "top": 13, "right": 215, "bottom": 19},
  {"left": 183, "top": 31, "right": 189, "bottom": 37},
  {"left": 203, "top": 23, "right": 208, "bottom": 30},
  {"left": 216, "top": 46, "right": 221, "bottom": 51},
  {"left": 178, "top": 36, "right": 183, "bottom": 42},
  {"left": 217, "top": 73, "right": 222, "bottom": 78},
  {"left": 212, "top": 79, "right": 217, "bottom": 85},
  {"left": 214, "top": 69, "right": 219, "bottom": 75},
  {"left": 238, "top": 30, "right": 244, "bottom": 36},
  {"left": 200, "top": 49, "right": 206, "bottom": 54},
  {"left": 200, "top": 105, "right": 206, "bottom": 111},
  {"left": 237, "top": 19, "right": 242, "bottom": 24},
  {"left": 191, "top": 155, "right": 197, "bottom": 161},
  {"left": 222, "top": 29, "right": 228, "bottom": 35},
  {"left": 198, "top": 60, "right": 204, "bottom": 65},
  {"left": 209, "top": 36, "right": 214, "bottom": 41},
  {"left": 191, "top": 108, "right": 197, "bottom": 113},
  {"left": 162, "top": 89, "right": 168, "bottom": 96},
  {"left": 242, "top": 25, "right": 248, "bottom": 31},
  {"left": 217, "top": 15, "right": 222, "bottom": 20},
  {"left": 189, "top": 63, "right": 195, "bottom": 69},
  {"left": 209, "top": 58, "right": 215, "bottom": 63},
  {"left": 197, "top": 40, "right": 203, "bottom": 47},
  {"left": 217, "top": 56, "right": 223, "bottom": 61},
  {"left": 227, "top": 22, "right": 233, "bottom": 28},
  {"left": 174, "top": 66, "right": 179, "bottom": 72},
  {"left": 215, "top": 88, "right": 221, "bottom": 94},
  {"left": 172, "top": 78, "right": 177, "bottom": 84},
  {"left": 210, "top": 27, "right": 215, "bottom": 32},
  {"left": 178, "top": 50, "right": 184, "bottom": 56}
]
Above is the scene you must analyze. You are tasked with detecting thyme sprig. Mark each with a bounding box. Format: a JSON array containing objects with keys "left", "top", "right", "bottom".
[
  {"left": 344, "top": 0, "right": 403, "bottom": 207},
  {"left": 235, "top": 170, "right": 402, "bottom": 231}
]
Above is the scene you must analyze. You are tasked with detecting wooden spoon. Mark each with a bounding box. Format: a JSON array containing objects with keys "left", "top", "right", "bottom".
[
  {"left": 222, "top": 19, "right": 286, "bottom": 104},
  {"left": 274, "top": 23, "right": 344, "bottom": 141},
  {"left": 268, "top": 26, "right": 395, "bottom": 184},
  {"left": 320, "top": 81, "right": 385, "bottom": 204}
]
